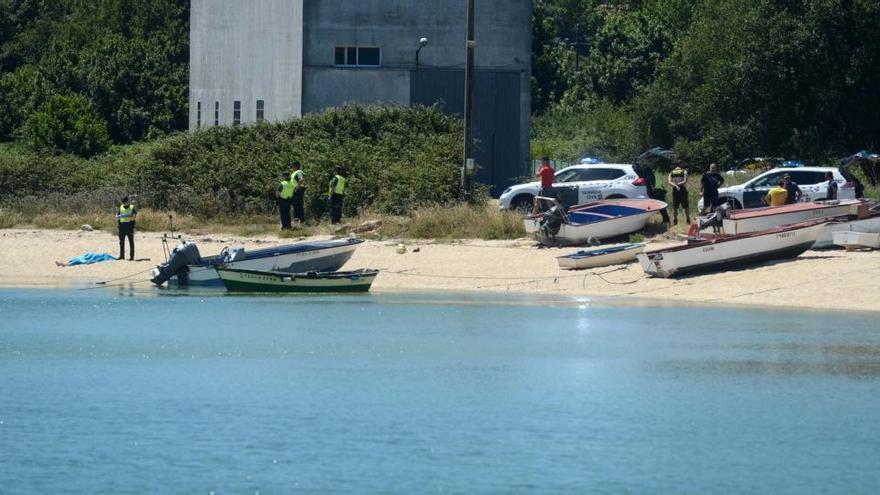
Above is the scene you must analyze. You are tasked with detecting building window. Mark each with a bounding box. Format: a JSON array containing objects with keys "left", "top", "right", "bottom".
[
  {"left": 214, "top": 101, "right": 219, "bottom": 126},
  {"left": 334, "top": 46, "right": 381, "bottom": 67},
  {"left": 196, "top": 101, "right": 201, "bottom": 130},
  {"left": 256, "top": 100, "right": 265, "bottom": 122},
  {"left": 233, "top": 101, "right": 241, "bottom": 126}
]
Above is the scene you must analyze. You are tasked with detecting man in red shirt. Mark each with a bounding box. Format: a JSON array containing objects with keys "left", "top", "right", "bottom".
[{"left": 534, "top": 156, "right": 555, "bottom": 212}]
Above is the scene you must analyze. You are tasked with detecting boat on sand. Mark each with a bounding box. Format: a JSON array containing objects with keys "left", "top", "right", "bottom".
[
  {"left": 216, "top": 267, "right": 379, "bottom": 293},
  {"left": 150, "top": 238, "right": 363, "bottom": 286},
  {"left": 557, "top": 243, "right": 645, "bottom": 269},
  {"left": 639, "top": 220, "right": 828, "bottom": 278},
  {"left": 699, "top": 199, "right": 861, "bottom": 236},
  {"left": 524, "top": 199, "right": 666, "bottom": 246}
]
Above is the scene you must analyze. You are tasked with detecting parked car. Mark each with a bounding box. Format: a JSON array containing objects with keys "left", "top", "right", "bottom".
[
  {"left": 499, "top": 163, "right": 648, "bottom": 211},
  {"left": 698, "top": 166, "right": 856, "bottom": 210}
]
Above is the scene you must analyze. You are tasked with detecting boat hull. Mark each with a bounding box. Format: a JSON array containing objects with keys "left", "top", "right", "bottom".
[
  {"left": 557, "top": 243, "right": 645, "bottom": 269},
  {"left": 832, "top": 231, "right": 880, "bottom": 250},
  {"left": 715, "top": 200, "right": 860, "bottom": 235},
  {"left": 639, "top": 222, "right": 826, "bottom": 278},
  {"left": 173, "top": 241, "right": 361, "bottom": 287},
  {"left": 217, "top": 268, "right": 378, "bottom": 293},
  {"left": 525, "top": 199, "right": 666, "bottom": 246},
  {"left": 813, "top": 214, "right": 880, "bottom": 249}
]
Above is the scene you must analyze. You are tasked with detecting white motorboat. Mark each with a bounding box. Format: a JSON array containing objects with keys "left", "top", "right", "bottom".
[
  {"left": 700, "top": 199, "right": 862, "bottom": 236},
  {"left": 151, "top": 238, "right": 364, "bottom": 286},
  {"left": 832, "top": 231, "right": 880, "bottom": 250},
  {"left": 556, "top": 243, "right": 645, "bottom": 269},
  {"left": 524, "top": 199, "right": 667, "bottom": 246},
  {"left": 639, "top": 220, "right": 828, "bottom": 278}
]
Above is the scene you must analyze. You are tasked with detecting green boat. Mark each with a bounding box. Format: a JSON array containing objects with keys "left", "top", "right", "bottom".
[{"left": 216, "top": 267, "right": 379, "bottom": 293}]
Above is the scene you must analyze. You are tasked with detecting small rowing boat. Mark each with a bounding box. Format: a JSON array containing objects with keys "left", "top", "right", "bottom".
[
  {"left": 557, "top": 243, "right": 645, "bottom": 269},
  {"left": 638, "top": 220, "right": 827, "bottom": 278},
  {"left": 832, "top": 231, "right": 880, "bottom": 250},
  {"left": 216, "top": 267, "right": 379, "bottom": 293}
]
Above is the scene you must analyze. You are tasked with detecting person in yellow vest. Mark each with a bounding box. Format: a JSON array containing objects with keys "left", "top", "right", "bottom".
[
  {"left": 275, "top": 171, "right": 294, "bottom": 230},
  {"left": 667, "top": 161, "right": 690, "bottom": 225},
  {"left": 116, "top": 196, "right": 137, "bottom": 260},
  {"left": 763, "top": 180, "right": 788, "bottom": 207},
  {"left": 290, "top": 160, "right": 306, "bottom": 224},
  {"left": 328, "top": 165, "right": 347, "bottom": 224}
]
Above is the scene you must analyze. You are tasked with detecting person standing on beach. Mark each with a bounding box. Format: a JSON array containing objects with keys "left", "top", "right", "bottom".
[
  {"left": 783, "top": 174, "right": 802, "bottom": 204},
  {"left": 116, "top": 196, "right": 137, "bottom": 260},
  {"left": 637, "top": 163, "right": 670, "bottom": 223},
  {"left": 276, "top": 171, "right": 294, "bottom": 230},
  {"left": 667, "top": 162, "right": 690, "bottom": 225},
  {"left": 290, "top": 160, "right": 306, "bottom": 224},
  {"left": 825, "top": 171, "right": 838, "bottom": 200},
  {"left": 534, "top": 156, "right": 555, "bottom": 213},
  {"left": 701, "top": 163, "right": 725, "bottom": 214},
  {"left": 328, "top": 165, "right": 347, "bottom": 224}
]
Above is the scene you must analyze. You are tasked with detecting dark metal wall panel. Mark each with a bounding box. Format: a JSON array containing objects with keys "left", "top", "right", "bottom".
[{"left": 410, "top": 69, "right": 523, "bottom": 195}]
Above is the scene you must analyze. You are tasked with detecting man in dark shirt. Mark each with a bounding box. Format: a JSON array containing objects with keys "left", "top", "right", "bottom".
[
  {"left": 782, "top": 174, "right": 802, "bottom": 204},
  {"left": 824, "top": 171, "right": 838, "bottom": 200},
  {"left": 700, "top": 163, "right": 725, "bottom": 214},
  {"left": 637, "top": 163, "right": 669, "bottom": 223}
]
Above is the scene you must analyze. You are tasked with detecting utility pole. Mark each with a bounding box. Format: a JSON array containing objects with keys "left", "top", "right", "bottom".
[{"left": 462, "top": 0, "right": 475, "bottom": 199}]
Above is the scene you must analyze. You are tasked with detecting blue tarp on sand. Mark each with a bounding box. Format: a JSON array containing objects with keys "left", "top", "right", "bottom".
[{"left": 67, "top": 253, "right": 116, "bottom": 266}]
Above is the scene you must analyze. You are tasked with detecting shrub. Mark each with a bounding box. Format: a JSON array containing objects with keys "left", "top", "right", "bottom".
[{"left": 19, "top": 94, "right": 111, "bottom": 157}]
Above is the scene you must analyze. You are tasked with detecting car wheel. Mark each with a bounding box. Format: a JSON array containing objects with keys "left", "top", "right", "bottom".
[
  {"left": 510, "top": 194, "right": 535, "bottom": 213},
  {"left": 722, "top": 198, "right": 742, "bottom": 209}
]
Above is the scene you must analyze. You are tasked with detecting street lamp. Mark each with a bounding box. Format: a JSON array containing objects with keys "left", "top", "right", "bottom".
[{"left": 415, "top": 37, "right": 428, "bottom": 69}]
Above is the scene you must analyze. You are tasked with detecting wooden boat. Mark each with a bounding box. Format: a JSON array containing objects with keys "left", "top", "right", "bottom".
[
  {"left": 700, "top": 199, "right": 861, "bottom": 236},
  {"left": 524, "top": 199, "right": 667, "bottom": 246},
  {"left": 216, "top": 267, "right": 379, "bottom": 293},
  {"left": 832, "top": 231, "right": 880, "bottom": 250},
  {"left": 557, "top": 243, "right": 645, "bottom": 269},
  {"left": 151, "top": 238, "right": 364, "bottom": 287},
  {"left": 638, "top": 220, "right": 828, "bottom": 278}
]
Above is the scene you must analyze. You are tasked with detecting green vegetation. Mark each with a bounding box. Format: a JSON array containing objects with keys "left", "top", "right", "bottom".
[
  {"left": 532, "top": 0, "right": 880, "bottom": 168},
  {"left": 1, "top": 104, "right": 467, "bottom": 219}
]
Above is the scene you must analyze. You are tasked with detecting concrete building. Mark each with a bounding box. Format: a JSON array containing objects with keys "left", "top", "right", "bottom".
[{"left": 190, "top": 0, "right": 532, "bottom": 192}]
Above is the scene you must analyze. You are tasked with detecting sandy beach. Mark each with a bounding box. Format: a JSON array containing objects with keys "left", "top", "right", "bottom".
[{"left": 2, "top": 227, "right": 879, "bottom": 312}]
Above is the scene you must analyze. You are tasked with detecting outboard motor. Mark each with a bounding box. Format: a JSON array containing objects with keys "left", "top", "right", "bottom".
[
  {"left": 539, "top": 203, "right": 568, "bottom": 242},
  {"left": 150, "top": 241, "right": 202, "bottom": 286},
  {"left": 697, "top": 202, "right": 731, "bottom": 233}
]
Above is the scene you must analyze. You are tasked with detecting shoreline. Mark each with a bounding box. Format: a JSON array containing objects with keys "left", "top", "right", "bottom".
[{"left": 2, "top": 228, "right": 880, "bottom": 313}]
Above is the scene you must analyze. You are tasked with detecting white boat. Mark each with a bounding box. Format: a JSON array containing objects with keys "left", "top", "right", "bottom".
[
  {"left": 557, "top": 243, "right": 645, "bottom": 269},
  {"left": 832, "top": 231, "right": 880, "bottom": 250},
  {"left": 151, "top": 238, "right": 364, "bottom": 286},
  {"left": 639, "top": 220, "right": 828, "bottom": 278},
  {"left": 700, "top": 199, "right": 862, "bottom": 236},
  {"left": 524, "top": 199, "right": 667, "bottom": 246},
  {"left": 812, "top": 203, "right": 880, "bottom": 249}
]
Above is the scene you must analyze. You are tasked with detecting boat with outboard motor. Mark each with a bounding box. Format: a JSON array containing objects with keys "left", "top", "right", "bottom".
[
  {"left": 216, "top": 267, "right": 379, "bottom": 293},
  {"left": 150, "top": 237, "right": 364, "bottom": 286},
  {"left": 639, "top": 219, "right": 828, "bottom": 278},
  {"left": 698, "top": 199, "right": 861, "bottom": 236},
  {"left": 524, "top": 198, "right": 667, "bottom": 246}
]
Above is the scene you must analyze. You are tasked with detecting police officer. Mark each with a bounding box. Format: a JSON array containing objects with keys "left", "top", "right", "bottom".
[
  {"left": 328, "top": 165, "right": 347, "bottom": 224},
  {"left": 290, "top": 160, "right": 306, "bottom": 224},
  {"left": 116, "top": 196, "right": 137, "bottom": 260},
  {"left": 276, "top": 171, "right": 294, "bottom": 230}
]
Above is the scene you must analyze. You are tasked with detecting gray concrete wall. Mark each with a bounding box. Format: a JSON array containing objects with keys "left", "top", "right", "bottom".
[
  {"left": 189, "top": 0, "right": 304, "bottom": 129},
  {"left": 302, "top": 68, "right": 410, "bottom": 114}
]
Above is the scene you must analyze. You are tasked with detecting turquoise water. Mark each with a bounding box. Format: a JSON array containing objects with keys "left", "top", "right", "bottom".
[{"left": 1, "top": 288, "right": 879, "bottom": 493}]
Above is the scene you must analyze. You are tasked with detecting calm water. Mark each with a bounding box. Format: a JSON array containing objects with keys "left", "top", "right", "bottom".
[{"left": 1, "top": 288, "right": 879, "bottom": 494}]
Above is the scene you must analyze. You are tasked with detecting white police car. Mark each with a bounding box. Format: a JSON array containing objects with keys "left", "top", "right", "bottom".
[
  {"left": 698, "top": 166, "right": 855, "bottom": 210},
  {"left": 499, "top": 163, "right": 648, "bottom": 211}
]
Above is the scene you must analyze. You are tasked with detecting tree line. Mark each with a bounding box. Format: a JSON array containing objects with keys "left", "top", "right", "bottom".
[{"left": 531, "top": 0, "right": 880, "bottom": 169}]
